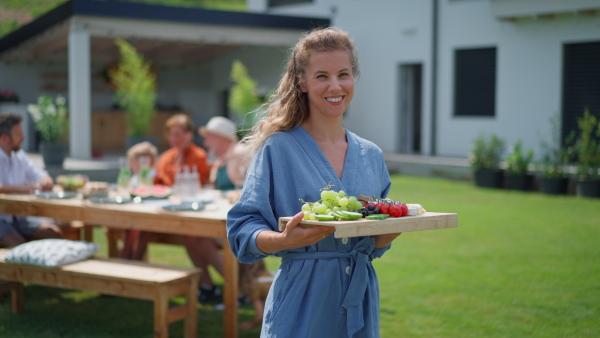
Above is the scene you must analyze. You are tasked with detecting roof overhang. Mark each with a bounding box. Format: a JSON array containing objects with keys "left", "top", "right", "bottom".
[
  {"left": 491, "top": 0, "right": 600, "bottom": 21},
  {"left": 0, "top": 0, "right": 330, "bottom": 66}
]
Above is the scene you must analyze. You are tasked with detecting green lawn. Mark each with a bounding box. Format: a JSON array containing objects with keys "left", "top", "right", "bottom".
[{"left": 1, "top": 175, "right": 599, "bottom": 337}]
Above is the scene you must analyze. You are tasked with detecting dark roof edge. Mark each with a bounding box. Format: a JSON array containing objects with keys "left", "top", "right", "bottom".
[
  {"left": 0, "top": 1, "right": 73, "bottom": 55},
  {"left": 74, "top": 0, "right": 330, "bottom": 30},
  {"left": 0, "top": 0, "right": 330, "bottom": 55}
]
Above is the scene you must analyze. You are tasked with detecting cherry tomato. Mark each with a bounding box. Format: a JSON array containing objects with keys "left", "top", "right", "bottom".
[
  {"left": 379, "top": 203, "right": 390, "bottom": 214},
  {"left": 399, "top": 203, "right": 409, "bottom": 216},
  {"left": 389, "top": 204, "right": 403, "bottom": 217}
]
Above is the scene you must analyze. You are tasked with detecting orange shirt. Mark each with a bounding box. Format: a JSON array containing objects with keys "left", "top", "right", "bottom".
[{"left": 154, "top": 145, "right": 209, "bottom": 187}]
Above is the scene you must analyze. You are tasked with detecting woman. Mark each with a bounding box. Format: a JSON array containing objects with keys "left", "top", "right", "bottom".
[
  {"left": 154, "top": 114, "right": 224, "bottom": 302},
  {"left": 154, "top": 113, "right": 208, "bottom": 187},
  {"left": 227, "top": 27, "right": 401, "bottom": 337}
]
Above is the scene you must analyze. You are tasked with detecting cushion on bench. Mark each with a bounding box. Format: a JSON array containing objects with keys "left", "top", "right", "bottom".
[{"left": 1, "top": 239, "right": 100, "bottom": 267}]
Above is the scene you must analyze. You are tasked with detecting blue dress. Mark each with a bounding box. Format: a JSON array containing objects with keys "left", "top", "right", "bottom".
[{"left": 227, "top": 126, "right": 392, "bottom": 337}]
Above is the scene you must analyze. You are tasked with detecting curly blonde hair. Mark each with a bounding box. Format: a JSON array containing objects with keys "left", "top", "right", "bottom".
[{"left": 243, "top": 27, "right": 360, "bottom": 154}]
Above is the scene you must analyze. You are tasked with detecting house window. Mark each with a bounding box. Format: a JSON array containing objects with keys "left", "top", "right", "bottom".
[
  {"left": 454, "top": 47, "right": 497, "bottom": 117},
  {"left": 268, "top": 0, "right": 313, "bottom": 7},
  {"left": 562, "top": 41, "right": 600, "bottom": 145}
]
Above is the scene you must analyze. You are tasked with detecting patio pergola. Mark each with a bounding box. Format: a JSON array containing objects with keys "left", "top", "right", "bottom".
[{"left": 0, "top": 0, "right": 329, "bottom": 159}]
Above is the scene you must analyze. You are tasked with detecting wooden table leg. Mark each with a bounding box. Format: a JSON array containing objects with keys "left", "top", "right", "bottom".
[
  {"left": 223, "top": 243, "right": 239, "bottom": 338},
  {"left": 154, "top": 286, "right": 169, "bottom": 338},
  {"left": 0, "top": 281, "right": 24, "bottom": 314},
  {"left": 185, "top": 274, "right": 199, "bottom": 338}
]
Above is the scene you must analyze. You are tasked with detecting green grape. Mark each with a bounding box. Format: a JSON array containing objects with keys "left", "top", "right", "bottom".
[
  {"left": 316, "top": 204, "right": 327, "bottom": 214},
  {"left": 302, "top": 203, "right": 311, "bottom": 212},
  {"left": 333, "top": 206, "right": 340, "bottom": 212},
  {"left": 340, "top": 206, "right": 348, "bottom": 211},
  {"left": 311, "top": 205, "right": 319, "bottom": 213},
  {"left": 321, "top": 190, "right": 328, "bottom": 201},
  {"left": 353, "top": 201, "right": 363, "bottom": 210},
  {"left": 303, "top": 212, "right": 311, "bottom": 220},
  {"left": 338, "top": 190, "right": 346, "bottom": 197},
  {"left": 348, "top": 196, "right": 358, "bottom": 204},
  {"left": 323, "top": 200, "right": 332, "bottom": 207},
  {"left": 326, "top": 209, "right": 332, "bottom": 215},
  {"left": 309, "top": 213, "right": 316, "bottom": 221},
  {"left": 338, "top": 197, "right": 349, "bottom": 207},
  {"left": 327, "top": 190, "right": 338, "bottom": 201}
]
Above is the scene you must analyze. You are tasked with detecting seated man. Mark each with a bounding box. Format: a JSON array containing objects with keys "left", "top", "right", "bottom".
[{"left": 0, "top": 113, "right": 62, "bottom": 247}]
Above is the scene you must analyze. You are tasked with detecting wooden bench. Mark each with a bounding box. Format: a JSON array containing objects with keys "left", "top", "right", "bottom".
[{"left": 0, "top": 249, "right": 201, "bottom": 338}]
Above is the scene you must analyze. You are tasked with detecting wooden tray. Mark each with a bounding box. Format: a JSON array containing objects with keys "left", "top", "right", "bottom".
[{"left": 278, "top": 212, "right": 458, "bottom": 238}]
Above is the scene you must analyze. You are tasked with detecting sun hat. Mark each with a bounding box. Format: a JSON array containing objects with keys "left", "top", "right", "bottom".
[{"left": 198, "top": 116, "right": 238, "bottom": 142}]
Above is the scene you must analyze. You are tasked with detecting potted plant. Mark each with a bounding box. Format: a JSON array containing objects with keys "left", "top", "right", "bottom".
[
  {"left": 0, "top": 89, "right": 19, "bottom": 103},
  {"left": 109, "top": 38, "right": 157, "bottom": 150},
  {"left": 27, "top": 94, "right": 69, "bottom": 167},
  {"left": 570, "top": 108, "right": 600, "bottom": 198},
  {"left": 469, "top": 133, "right": 506, "bottom": 188},
  {"left": 505, "top": 139, "right": 534, "bottom": 191},
  {"left": 228, "top": 59, "right": 269, "bottom": 139},
  {"left": 537, "top": 114, "right": 571, "bottom": 195}
]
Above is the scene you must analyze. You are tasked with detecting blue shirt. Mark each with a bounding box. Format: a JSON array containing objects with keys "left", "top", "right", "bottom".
[{"left": 227, "top": 126, "right": 391, "bottom": 337}]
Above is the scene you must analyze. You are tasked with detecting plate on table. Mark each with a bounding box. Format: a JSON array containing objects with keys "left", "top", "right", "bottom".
[
  {"left": 162, "top": 202, "right": 205, "bottom": 212},
  {"left": 89, "top": 196, "right": 132, "bottom": 204},
  {"left": 35, "top": 191, "right": 78, "bottom": 199}
]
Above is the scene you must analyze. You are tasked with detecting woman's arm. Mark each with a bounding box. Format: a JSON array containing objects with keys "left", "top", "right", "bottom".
[
  {"left": 255, "top": 212, "right": 335, "bottom": 254},
  {"left": 373, "top": 233, "right": 402, "bottom": 249}
]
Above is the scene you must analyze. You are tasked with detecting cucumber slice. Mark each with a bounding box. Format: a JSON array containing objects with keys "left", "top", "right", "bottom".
[
  {"left": 333, "top": 211, "right": 363, "bottom": 221},
  {"left": 315, "top": 214, "right": 336, "bottom": 221},
  {"left": 340, "top": 211, "right": 363, "bottom": 220},
  {"left": 366, "top": 214, "right": 390, "bottom": 220}
]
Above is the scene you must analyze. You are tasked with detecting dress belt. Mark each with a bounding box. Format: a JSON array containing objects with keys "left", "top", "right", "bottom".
[{"left": 281, "top": 237, "right": 376, "bottom": 336}]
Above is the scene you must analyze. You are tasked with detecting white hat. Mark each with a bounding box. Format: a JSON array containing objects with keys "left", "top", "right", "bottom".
[{"left": 199, "top": 116, "right": 238, "bottom": 142}]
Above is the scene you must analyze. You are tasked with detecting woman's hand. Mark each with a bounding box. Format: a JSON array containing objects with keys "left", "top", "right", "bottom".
[
  {"left": 256, "top": 212, "right": 335, "bottom": 254},
  {"left": 373, "top": 233, "right": 402, "bottom": 249}
]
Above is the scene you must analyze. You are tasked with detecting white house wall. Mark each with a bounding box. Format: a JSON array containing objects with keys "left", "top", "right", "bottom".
[
  {"left": 248, "top": 0, "right": 600, "bottom": 160},
  {"left": 248, "top": 0, "right": 434, "bottom": 154},
  {"left": 438, "top": 0, "right": 600, "bottom": 158}
]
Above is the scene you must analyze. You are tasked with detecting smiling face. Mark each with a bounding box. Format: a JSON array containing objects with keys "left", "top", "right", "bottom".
[{"left": 299, "top": 49, "right": 355, "bottom": 120}]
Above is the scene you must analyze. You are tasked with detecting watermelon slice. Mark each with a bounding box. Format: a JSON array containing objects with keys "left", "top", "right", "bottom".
[{"left": 131, "top": 185, "right": 171, "bottom": 199}]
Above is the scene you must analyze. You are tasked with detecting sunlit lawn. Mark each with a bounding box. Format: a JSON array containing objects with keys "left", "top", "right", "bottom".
[{"left": 1, "top": 175, "right": 599, "bottom": 337}]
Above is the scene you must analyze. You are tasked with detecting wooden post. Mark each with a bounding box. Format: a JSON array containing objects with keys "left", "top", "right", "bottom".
[{"left": 222, "top": 244, "right": 239, "bottom": 338}]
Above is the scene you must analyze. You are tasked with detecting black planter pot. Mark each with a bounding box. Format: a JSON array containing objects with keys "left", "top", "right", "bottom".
[
  {"left": 40, "top": 142, "right": 67, "bottom": 168},
  {"left": 473, "top": 168, "right": 504, "bottom": 189},
  {"left": 539, "top": 177, "right": 569, "bottom": 195},
  {"left": 506, "top": 174, "right": 534, "bottom": 191},
  {"left": 576, "top": 179, "right": 600, "bottom": 198}
]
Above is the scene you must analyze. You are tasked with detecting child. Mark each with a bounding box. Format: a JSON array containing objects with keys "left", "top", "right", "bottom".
[
  {"left": 238, "top": 259, "right": 273, "bottom": 330},
  {"left": 120, "top": 141, "right": 157, "bottom": 260}
]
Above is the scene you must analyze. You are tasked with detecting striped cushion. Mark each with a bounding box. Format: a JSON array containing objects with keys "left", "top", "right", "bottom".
[{"left": 2, "top": 239, "right": 100, "bottom": 267}]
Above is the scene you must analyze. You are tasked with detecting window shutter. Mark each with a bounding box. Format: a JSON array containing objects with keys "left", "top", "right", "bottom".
[
  {"left": 454, "top": 47, "right": 497, "bottom": 117},
  {"left": 562, "top": 41, "right": 600, "bottom": 145}
]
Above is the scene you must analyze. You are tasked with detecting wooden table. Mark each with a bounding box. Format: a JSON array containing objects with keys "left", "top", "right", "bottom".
[{"left": 0, "top": 192, "right": 239, "bottom": 338}]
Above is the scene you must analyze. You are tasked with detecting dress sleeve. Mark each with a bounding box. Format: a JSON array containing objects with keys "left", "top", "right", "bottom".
[{"left": 227, "top": 143, "right": 277, "bottom": 264}]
